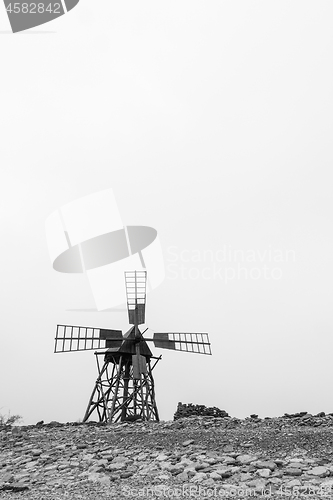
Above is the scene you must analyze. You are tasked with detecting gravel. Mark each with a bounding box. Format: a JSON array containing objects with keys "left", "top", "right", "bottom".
[{"left": 2, "top": 414, "right": 333, "bottom": 498}]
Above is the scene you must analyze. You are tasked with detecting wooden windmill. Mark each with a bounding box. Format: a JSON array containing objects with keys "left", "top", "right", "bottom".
[{"left": 54, "top": 271, "right": 212, "bottom": 423}]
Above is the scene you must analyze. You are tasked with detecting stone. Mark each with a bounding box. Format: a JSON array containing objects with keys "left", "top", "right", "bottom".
[
  {"left": 24, "top": 461, "right": 37, "bottom": 469},
  {"left": 107, "top": 463, "right": 127, "bottom": 471},
  {"left": 237, "top": 455, "right": 258, "bottom": 465},
  {"left": 254, "top": 460, "right": 276, "bottom": 471},
  {"left": 109, "top": 473, "right": 120, "bottom": 481},
  {"left": 209, "top": 471, "right": 222, "bottom": 480},
  {"left": 247, "top": 478, "right": 267, "bottom": 491},
  {"left": 176, "top": 471, "right": 189, "bottom": 481},
  {"left": 190, "top": 472, "right": 207, "bottom": 483},
  {"left": 215, "top": 467, "right": 232, "bottom": 478},
  {"left": 308, "top": 466, "right": 328, "bottom": 477},
  {"left": 284, "top": 468, "right": 302, "bottom": 476},
  {"left": 195, "top": 462, "right": 210, "bottom": 470},
  {"left": 285, "top": 479, "right": 302, "bottom": 487},
  {"left": 288, "top": 461, "right": 304, "bottom": 467},
  {"left": 182, "top": 440, "right": 194, "bottom": 447},
  {"left": 120, "top": 471, "right": 133, "bottom": 479},
  {"left": 87, "top": 473, "right": 110, "bottom": 486},
  {"left": 0, "top": 473, "right": 14, "bottom": 482},
  {"left": 257, "top": 468, "right": 271, "bottom": 478},
  {"left": 321, "top": 479, "right": 333, "bottom": 487},
  {"left": 239, "top": 472, "right": 252, "bottom": 481},
  {"left": 31, "top": 449, "right": 42, "bottom": 457},
  {"left": 1, "top": 482, "right": 29, "bottom": 491},
  {"left": 202, "top": 477, "right": 216, "bottom": 488},
  {"left": 44, "top": 464, "right": 58, "bottom": 472}
]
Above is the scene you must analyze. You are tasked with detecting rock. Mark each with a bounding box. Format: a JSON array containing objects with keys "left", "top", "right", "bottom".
[
  {"left": 87, "top": 473, "right": 110, "bottom": 486},
  {"left": 1, "top": 482, "right": 29, "bottom": 491},
  {"left": 288, "top": 460, "right": 304, "bottom": 467},
  {"left": 109, "top": 473, "right": 120, "bottom": 481},
  {"left": 215, "top": 467, "right": 232, "bottom": 478},
  {"left": 322, "top": 479, "right": 333, "bottom": 487},
  {"left": 25, "top": 461, "right": 38, "bottom": 469},
  {"left": 176, "top": 471, "right": 189, "bottom": 481},
  {"left": 44, "top": 464, "right": 58, "bottom": 472},
  {"left": 285, "top": 479, "right": 302, "bottom": 487},
  {"left": 202, "top": 477, "right": 216, "bottom": 488},
  {"left": 31, "top": 449, "right": 42, "bottom": 456},
  {"left": 247, "top": 478, "right": 267, "bottom": 492},
  {"left": 284, "top": 468, "right": 303, "bottom": 476},
  {"left": 240, "top": 473, "right": 252, "bottom": 481},
  {"left": 190, "top": 471, "right": 207, "bottom": 483},
  {"left": 237, "top": 454, "right": 258, "bottom": 465},
  {"left": 107, "top": 462, "right": 127, "bottom": 471},
  {"left": 182, "top": 440, "right": 194, "bottom": 447},
  {"left": 0, "top": 473, "right": 14, "bottom": 482},
  {"left": 258, "top": 468, "right": 271, "bottom": 478},
  {"left": 120, "top": 471, "right": 133, "bottom": 479},
  {"left": 195, "top": 462, "right": 210, "bottom": 470},
  {"left": 308, "top": 466, "right": 328, "bottom": 477},
  {"left": 254, "top": 460, "right": 276, "bottom": 471},
  {"left": 209, "top": 471, "right": 222, "bottom": 480}
]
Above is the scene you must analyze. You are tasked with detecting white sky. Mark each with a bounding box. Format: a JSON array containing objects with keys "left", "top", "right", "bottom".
[{"left": 1, "top": 1, "right": 333, "bottom": 425}]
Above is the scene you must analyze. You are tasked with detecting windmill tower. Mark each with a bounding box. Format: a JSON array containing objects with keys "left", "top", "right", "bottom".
[{"left": 55, "top": 271, "right": 212, "bottom": 423}]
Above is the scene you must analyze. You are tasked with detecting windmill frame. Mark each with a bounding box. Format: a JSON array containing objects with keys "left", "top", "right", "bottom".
[{"left": 54, "top": 270, "right": 212, "bottom": 423}]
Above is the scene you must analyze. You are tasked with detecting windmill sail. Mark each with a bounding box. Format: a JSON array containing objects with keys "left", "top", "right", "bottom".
[
  {"left": 125, "top": 271, "right": 147, "bottom": 325},
  {"left": 153, "top": 332, "right": 211, "bottom": 355},
  {"left": 54, "top": 325, "right": 123, "bottom": 353}
]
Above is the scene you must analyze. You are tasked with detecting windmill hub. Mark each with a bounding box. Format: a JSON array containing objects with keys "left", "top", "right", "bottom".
[{"left": 54, "top": 271, "right": 211, "bottom": 423}]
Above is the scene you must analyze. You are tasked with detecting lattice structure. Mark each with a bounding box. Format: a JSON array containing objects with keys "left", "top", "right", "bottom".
[{"left": 83, "top": 352, "right": 160, "bottom": 423}]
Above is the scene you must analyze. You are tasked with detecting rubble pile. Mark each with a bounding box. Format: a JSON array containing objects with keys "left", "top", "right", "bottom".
[
  {"left": 282, "top": 412, "right": 333, "bottom": 427},
  {"left": 173, "top": 402, "right": 229, "bottom": 420}
]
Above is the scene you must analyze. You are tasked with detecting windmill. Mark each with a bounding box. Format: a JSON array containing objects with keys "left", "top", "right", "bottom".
[{"left": 54, "top": 271, "right": 212, "bottom": 423}]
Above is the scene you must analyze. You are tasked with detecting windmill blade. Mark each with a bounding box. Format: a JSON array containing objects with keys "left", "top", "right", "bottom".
[
  {"left": 153, "top": 332, "right": 212, "bottom": 355},
  {"left": 125, "top": 271, "right": 147, "bottom": 325},
  {"left": 55, "top": 325, "right": 123, "bottom": 353}
]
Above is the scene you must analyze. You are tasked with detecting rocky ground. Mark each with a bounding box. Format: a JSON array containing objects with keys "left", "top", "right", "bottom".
[{"left": 2, "top": 413, "right": 333, "bottom": 499}]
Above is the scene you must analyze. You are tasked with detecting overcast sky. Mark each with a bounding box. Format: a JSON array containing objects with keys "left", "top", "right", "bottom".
[{"left": 1, "top": 1, "right": 333, "bottom": 425}]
